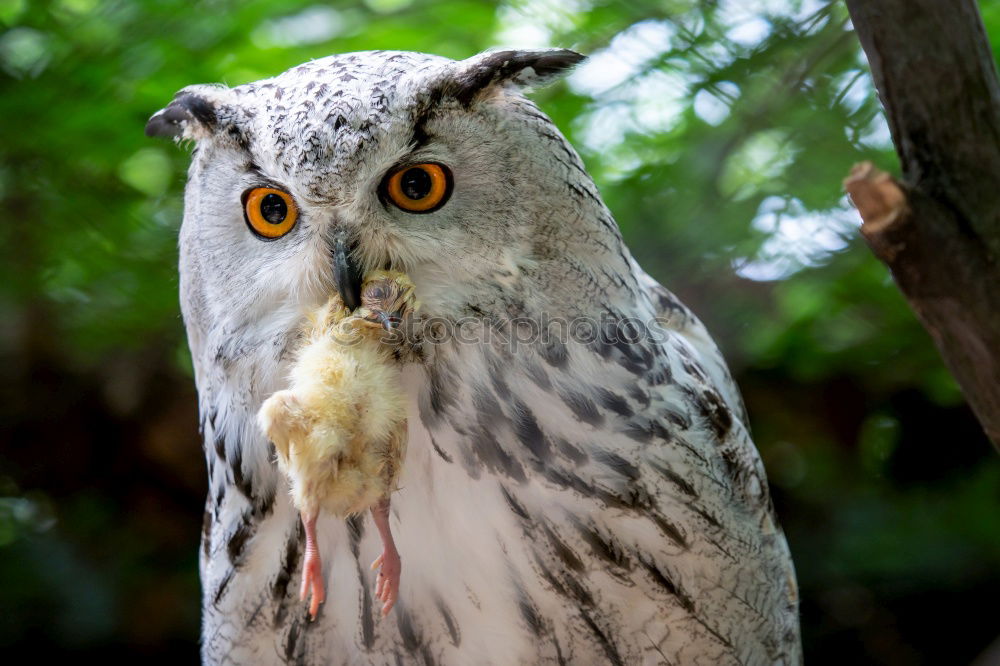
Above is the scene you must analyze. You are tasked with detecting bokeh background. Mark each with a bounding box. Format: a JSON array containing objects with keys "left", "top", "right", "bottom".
[{"left": 2, "top": 0, "right": 999, "bottom": 663}]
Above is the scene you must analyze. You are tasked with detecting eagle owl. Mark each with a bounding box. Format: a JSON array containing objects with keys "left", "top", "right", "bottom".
[{"left": 147, "top": 49, "right": 801, "bottom": 665}]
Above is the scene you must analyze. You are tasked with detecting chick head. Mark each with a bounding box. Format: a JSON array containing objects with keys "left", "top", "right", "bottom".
[{"left": 353, "top": 270, "right": 419, "bottom": 332}]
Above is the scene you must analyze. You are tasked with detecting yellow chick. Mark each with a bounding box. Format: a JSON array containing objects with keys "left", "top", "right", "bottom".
[{"left": 257, "top": 271, "right": 417, "bottom": 619}]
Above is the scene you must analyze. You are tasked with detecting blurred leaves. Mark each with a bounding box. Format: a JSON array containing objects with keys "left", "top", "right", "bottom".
[
  {"left": 1, "top": 0, "right": 999, "bottom": 662},
  {"left": 0, "top": 491, "right": 55, "bottom": 547}
]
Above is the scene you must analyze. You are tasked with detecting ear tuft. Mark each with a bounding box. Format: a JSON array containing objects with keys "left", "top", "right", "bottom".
[
  {"left": 145, "top": 84, "right": 231, "bottom": 141},
  {"left": 446, "top": 48, "right": 585, "bottom": 106}
]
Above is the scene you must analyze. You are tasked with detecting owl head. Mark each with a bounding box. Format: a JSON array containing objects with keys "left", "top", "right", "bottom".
[{"left": 147, "top": 49, "right": 634, "bottom": 375}]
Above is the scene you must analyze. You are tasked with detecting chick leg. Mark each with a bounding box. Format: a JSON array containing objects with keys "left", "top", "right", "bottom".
[
  {"left": 299, "top": 511, "right": 326, "bottom": 620},
  {"left": 369, "top": 498, "right": 401, "bottom": 616}
]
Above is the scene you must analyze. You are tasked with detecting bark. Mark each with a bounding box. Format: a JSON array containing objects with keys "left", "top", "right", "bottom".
[{"left": 844, "top": 0, "right": 1000, "bottom": 449}]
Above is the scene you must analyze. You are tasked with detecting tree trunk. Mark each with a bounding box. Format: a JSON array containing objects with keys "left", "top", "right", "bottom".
[{"left": 844, "top": 0, "right": 1000, "bottom": 450}]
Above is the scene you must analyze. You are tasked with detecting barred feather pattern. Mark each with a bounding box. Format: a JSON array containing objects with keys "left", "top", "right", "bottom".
[{"left": 161, "top": 49, "right": 801, "bottom": 665}]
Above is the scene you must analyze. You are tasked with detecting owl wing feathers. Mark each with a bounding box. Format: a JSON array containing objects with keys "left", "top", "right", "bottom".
[{"left": 402, "top": 268, "right": 800, "bottom": 664}]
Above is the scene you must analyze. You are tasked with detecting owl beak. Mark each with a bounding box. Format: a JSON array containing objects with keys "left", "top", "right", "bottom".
[{"left": 332, "top": 233, "right": 363, "bottom": 311}]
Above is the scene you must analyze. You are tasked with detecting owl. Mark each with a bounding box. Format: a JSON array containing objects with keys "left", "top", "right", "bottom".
[{"left": 147, "top": 49, "right": 801, "bottom": 665}]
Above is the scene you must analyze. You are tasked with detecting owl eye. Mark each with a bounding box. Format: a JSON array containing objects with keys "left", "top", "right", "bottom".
[
  {"left": 243, "top": 187, "right": 298, "bottom": 239},
  {"left": 383, "top": 163, "right": 451, "bottom": 213}
]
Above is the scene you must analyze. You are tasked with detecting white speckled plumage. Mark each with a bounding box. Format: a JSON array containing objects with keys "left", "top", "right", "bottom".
[{"left": 149, "top": 49, "right": 801, "bottom": 665}]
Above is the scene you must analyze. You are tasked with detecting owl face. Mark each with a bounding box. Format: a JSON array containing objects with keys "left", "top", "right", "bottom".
[{"left": 148, "top": 50, "right": 588, "bottom": 352}]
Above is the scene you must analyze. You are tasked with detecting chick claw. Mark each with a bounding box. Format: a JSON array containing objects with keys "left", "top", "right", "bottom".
[
  {"left": 300, "top": 513, "right": 326, "bottom": 620},
  {"left": 300, "top": 551, "right": 325, "bottom": 620},
  {"left": 371, "top": 547, "right": 401, "bottom": 616}
]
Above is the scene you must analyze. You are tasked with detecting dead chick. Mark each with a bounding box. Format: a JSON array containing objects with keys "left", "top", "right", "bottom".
[{"left": 257, "top": 270, "right": 417, "bottom": 619}]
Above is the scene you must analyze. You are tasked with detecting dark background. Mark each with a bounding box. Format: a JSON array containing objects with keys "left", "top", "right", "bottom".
[{"left": 2, "top": 1, "right": 999, "bottom": 663}]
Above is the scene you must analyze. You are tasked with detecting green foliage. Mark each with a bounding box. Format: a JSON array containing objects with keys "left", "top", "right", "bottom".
[{"left": 1, "top": 0, "right": 999, "bottom": 662}]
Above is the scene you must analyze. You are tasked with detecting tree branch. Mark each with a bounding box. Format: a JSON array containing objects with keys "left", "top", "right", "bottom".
[{"left": 845, "top": 0, "right": 1000, "bottom": 449}]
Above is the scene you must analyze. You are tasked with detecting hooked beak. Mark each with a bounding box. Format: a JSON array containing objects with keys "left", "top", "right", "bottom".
[{"left": 332, "top": 232, "right": 363, "bottom": 311}]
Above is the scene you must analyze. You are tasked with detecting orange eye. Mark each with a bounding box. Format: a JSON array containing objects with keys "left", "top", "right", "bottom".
[
  {"left": 243, "top": 187, "right": 298, "bottom": 239},
  {"left": 384, "top": 163, "right": 451, "bottom": 213}
]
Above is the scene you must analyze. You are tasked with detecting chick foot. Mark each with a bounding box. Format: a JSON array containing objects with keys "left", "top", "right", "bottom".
[
  {"left": 370, "top": 499, "right": 401, "bottom": 616},
  {"left": 300, "top": 512, "right": 326, "bottom": 620}
]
